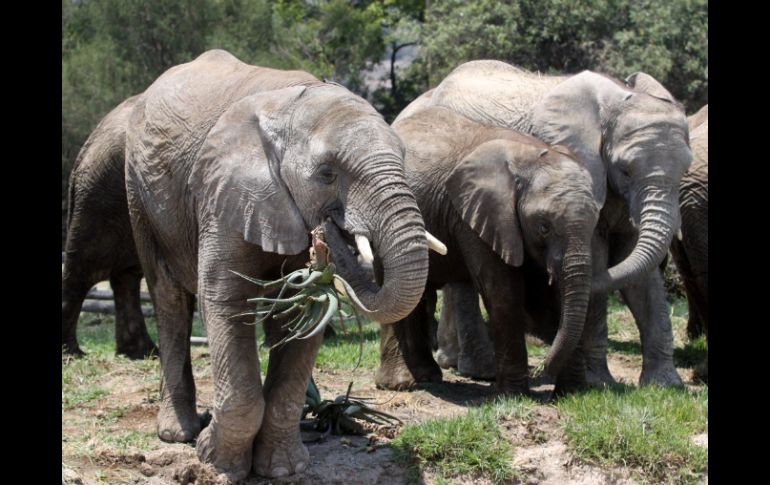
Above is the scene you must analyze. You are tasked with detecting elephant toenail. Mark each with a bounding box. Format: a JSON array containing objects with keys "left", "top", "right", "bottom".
[
  {"left": 271, "top": 467, "right": 289, "bottom": 477},
  {"left": 295, "top": 461, "right": 307, "bottom": 473}
]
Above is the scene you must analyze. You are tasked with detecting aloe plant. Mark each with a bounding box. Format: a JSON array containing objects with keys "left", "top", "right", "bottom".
[{"left": 302, "top": 378, "right": 401, "bottom": 437}]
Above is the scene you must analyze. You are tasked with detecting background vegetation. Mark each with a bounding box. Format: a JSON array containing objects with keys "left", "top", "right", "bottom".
[{"left": 62, "top": 0, "right": 708, "bottom": 245}]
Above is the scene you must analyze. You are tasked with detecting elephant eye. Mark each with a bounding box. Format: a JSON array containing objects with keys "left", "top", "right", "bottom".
[
  {"left": 316, "top": 164, "right": 337, "bottom": 184},
  {"left": 538, "top": 221, "right": 550, "bottom": 237}
]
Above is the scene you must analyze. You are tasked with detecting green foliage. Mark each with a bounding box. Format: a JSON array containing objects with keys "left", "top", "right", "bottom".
[
  {"left": 62, "top": 0, "right": 707, "bottom": 244},
  {"left": 558, "top": 386, "right": 708, "bottom": 484},
  {"left": 420, "top": 0, "right": 707, "bottom": 111}
]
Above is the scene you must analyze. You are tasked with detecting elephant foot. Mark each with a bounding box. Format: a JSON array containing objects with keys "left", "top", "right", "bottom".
[
  {"left": 253, "top": 428, "right": 309, "bottom": 478},
  {"left": 436, "top": 348, "right": 457, "bottom": 370},
  {"left": 375, "top": 363, "right": 417, "bottom": 390},
  {"left": 585, "top": 362, "right": 617, "bottom": 387},
  {"left": 116, "top": 340, "right": 159, "bottom": 360},
  {"left": 693, "top": 356, "right": 708, "bottom": 384},
  {"left": 457, "top": 351, "right": 496, "bottom": 380},
  {"left": 196, "top": 422, "right": 253, "bottom": 481},
  {"left": 553, "top": 376, "right": 588, "bottom": 397},
  {"left": 639, "top": 363, "right": 684, "bottom": 387},
  {"left": 157, "top": 402, "right": 201, "bottom": 443},
  {"left": 495, "top": 374, "right": 529, "bottom": 396}
]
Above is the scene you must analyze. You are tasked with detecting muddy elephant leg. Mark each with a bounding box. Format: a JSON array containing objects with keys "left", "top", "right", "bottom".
[
  {"left": 438, "top": 282, "right": 496, "bottom": 379},
  {"left": 253, "top": 322, "right": 323, "bottom": 478},
  {"left": 61, "top": 260, "right": 94, "bottom": 356},
  {"left": 375, "top": 290, "right": 443, "bottom": 391},
  {"left": 620, "top": 270, "right": 683, "bottom": 387},
  {"left": 111, "top": 267, "right": 158, "bottom": 359}
]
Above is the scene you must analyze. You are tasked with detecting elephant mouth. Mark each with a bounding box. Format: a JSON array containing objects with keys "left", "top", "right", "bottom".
[{"left": 323, "top": 218, "right": 377, "bottom": 283}]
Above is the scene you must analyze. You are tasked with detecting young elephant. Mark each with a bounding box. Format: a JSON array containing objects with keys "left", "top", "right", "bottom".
[
  {"left": 671, "top": 104, "right": 708, "bottom": 368},
  {"left": 376, "top": 106, "right": 600, "bottom": 394},
  {"left": 62, "top": 95, "right": 157, "bottom": 359},
  {"left": 123, "top": 50, "right": 439, "bottom": 480}
]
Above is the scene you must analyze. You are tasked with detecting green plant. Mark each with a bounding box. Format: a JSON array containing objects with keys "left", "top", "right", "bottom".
[{"left": 302, "top": 378, "right": 401, "bottom": 437}]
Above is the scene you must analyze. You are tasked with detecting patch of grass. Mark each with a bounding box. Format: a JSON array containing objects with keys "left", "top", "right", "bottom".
[
  {"left": 558, "top": 386, "right": 708, "bottom": 484},
  {"left": 391, "top": 401, "right": 523, "bottom": 484},
  {"left": 314, "top": 321, "right": 380, "bottom": 371},
  {"left": 63, "top": 384, "right": 109, "bottom": 408},
  {"left": 101, "top": 430, "right": 157, "bottom": 453},
  {"left": 674, "top": 336, "right": 708, "bottom": 368},
  {"left": 486, "top": 394, "right": 538, "bottom": 422}
]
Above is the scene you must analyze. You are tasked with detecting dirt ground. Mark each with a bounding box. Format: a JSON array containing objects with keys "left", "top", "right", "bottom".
[{"left": 62, "top": 338, "right": 706, "bottom": 485}]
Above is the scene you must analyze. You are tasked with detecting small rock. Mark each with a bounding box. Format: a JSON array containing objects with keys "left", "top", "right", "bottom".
[
  {"left": 140, "top": 463, "right": 156, "bottom": 477},
  {"left": 62, "top": 468, "right": 83, "bottom": 485},
  {"left": 692, "top": 433, "right": 708, "bottom": 448},
  {"left": 367, "top": 446, "right": 376, "bottom": 453}
]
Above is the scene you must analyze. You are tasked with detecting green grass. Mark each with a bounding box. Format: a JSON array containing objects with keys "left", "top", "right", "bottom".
[
  {"left": 314, "top": 322, "right": 381, "bottom": 370},
  {"left": 558, "top": 386, "right": 708, "bottom": 484},
  {"left": 391, "top": 396, "right": 536, "bottom": 484}
]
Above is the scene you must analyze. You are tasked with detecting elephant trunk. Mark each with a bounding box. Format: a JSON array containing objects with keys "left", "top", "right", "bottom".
[
  {"left": 593, "top": 185, "right": 679, "bottom": 294},
  {"left": 323, "top": 176, "right": 429, "bottom": 324},
  {"left": 544, "top": 238, "right": 592, "bottom": 378}
]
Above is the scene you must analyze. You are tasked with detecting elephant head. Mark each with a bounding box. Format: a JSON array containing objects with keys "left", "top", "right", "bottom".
[
  {"left": 445, "top": 138, "right": 599, "bottom": 377},
  {"left": 193, "top": 83, "right": 440, "bottom": 323},
  {"left": 532, "top": 71, "right": 692, "bottom": 293}
]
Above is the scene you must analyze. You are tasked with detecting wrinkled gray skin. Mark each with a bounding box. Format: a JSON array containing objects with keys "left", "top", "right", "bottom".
[
  {"left": 124, "top": 50, "right": 429, "bottom": 480},
  {"left": 376, "top": 106, "right": 599, "bottom": 394},
  {"left": 405, "top": 61, "right": 692, "bottom": 387},
  {"left": 62, "top": 95, "right": 158, "bottom": 359},
  {"left": 671, "top": 105, "right": 708, "bottom": 380}
]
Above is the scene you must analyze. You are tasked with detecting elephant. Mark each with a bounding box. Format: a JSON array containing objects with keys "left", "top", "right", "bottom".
[
  {"left": 122, "top": 50, "right": 439, "bottom": 480},
  {"left": 62, "top": 95, "right": 158, "bottom": 359},
  {"left": 670, "top": 104, "right": 707, "bottom": 377},
  {"left": 401, "top": 60, "right": 693, "bottom": 387},
  {"left": 375, "top": 105, "right": 600, "bottom": 395}
]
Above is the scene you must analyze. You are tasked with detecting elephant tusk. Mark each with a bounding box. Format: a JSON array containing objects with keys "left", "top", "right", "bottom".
[
  {"left": 676, "top": 229, "right": 683, "bottom": 241},
  {"left": 355, "top": 235, "right": 375, "bottom": 264},
  {"left": 426, "top": 231, "right": 448, "bottom": 255}
]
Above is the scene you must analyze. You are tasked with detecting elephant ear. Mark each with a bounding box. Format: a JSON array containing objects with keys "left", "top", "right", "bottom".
[
  {"left": 446, "top": 140, "right": 524, "bottom": 267},
  {"left": 191, "top": 86, "right": 310, "bottom": 255},
  {"left": 531, "top": 72, "right": 608, "bottom": 204},
  {"left": 625, "top": 72, "right": 678, "bottom": 105}
]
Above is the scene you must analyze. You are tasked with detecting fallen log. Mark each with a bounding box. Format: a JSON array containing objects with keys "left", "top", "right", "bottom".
[
  {"left": 86, "top": 288, "right": 153, "bottom": 303},
  {"left": 82, "top": 299, "right": 155, "bottom": 317}
]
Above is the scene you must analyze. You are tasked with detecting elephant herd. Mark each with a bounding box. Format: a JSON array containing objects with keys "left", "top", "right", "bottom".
[{"left": 62, "top": 50, "right": 708, "bottom": 480}]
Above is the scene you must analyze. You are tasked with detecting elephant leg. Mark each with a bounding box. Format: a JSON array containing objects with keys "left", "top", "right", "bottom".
[
  {"left": 553, "top": 345, "right": 588, "bottom": 396},
  {"left": 446, "top": 282, "right": 495, "bottom": 380},
  {"left": 686, "top": 296, "right": 704, "bottom": 340},
  {"left": 435, "top": 289, "right": 460, "bottom": 369},
  {"left": 253, "top": 321, "right": 324, "bottom": 478},
  {"left": 582, "top": 232, "right": 617, "bottom": 386},
  {"left": 620, "top": 270, "right": 684, "bottom": 387},
  {"left": 466, "top": 255, "right": 528, "bottom": 394},
  {"left": 375, "top": 290, "right": 443, "bottom": 391},
  {"left": 194, "top": 294, "right": 263, "bottom": 480},
  {"left": 61, "top": 260, "right": 94, "bottom": 357},
  {"left": 111, "top": 267, "right": 158, "bottom": 359},
  {"left": 149, "top": 270, "right": 199, "bottom": 443}
]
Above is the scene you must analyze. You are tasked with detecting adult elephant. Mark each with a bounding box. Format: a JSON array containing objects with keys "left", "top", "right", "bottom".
[
  {"left": 124, "top": 50, "right": 438, "bottom": 479},
  {"left": 399, "top": 60, "right": 692, "bottom": 387},
  {"left": 375, "top": 105, "right": 600, "bottom": 394},
  {"left": 671, "top": 105, "right": 708, "bottom": 361},
  {"left": 62, "top": 95, "right": 158, "bottom": 359}
]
